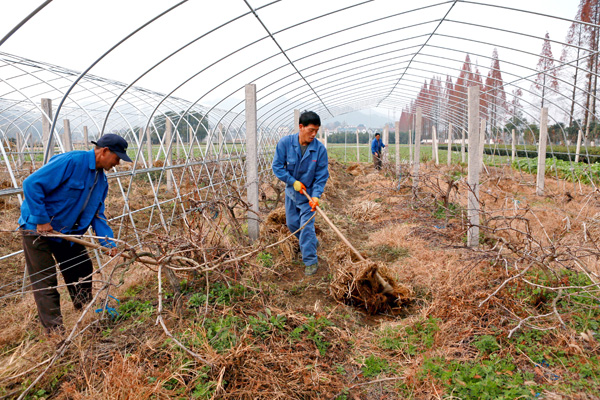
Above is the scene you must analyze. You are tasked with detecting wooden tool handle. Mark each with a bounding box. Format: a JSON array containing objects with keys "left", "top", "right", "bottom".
[
  {"left": 44, "top": 231, "right": 158, "bottom": 265},
  {"left": 301, "top": 191, "right": 394, "bottom": 294}
]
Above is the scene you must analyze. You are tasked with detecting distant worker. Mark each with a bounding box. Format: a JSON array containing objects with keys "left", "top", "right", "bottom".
[
  {"left": 371, "top": 132, "right": 386, "bottom": 170},
  {"left": 19, "top": 134, "right": 132, "bottom": 333},
  {"left": 272, "top": 111, "right": 329, "bottom": 275}
]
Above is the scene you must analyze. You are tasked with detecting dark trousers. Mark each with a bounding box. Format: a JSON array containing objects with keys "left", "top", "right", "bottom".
[
  {"left": 21, "top": 233, "right": 93, "bottom": 331},
  {"left": 373, "top": 153, "right": 382, "bottom": 170}
]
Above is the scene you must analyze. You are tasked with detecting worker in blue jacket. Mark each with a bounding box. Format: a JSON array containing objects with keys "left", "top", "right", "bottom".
[
  {"left": 19, "top": 134, "right": 131, "bottom": 333},
  {"left": 272, "top": 111, "right": 329, "bottom": 275},
  {"left": 371, "top": 132, "right": 385, "bottom": 170}
]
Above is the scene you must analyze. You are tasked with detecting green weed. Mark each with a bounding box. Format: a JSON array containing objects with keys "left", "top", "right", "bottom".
[
  {"left": 117, "top": 299, "right": 154, "bottom": 321},
  {"left": 420, "top": 354, "right": 538, "bottom": 399},
  {"left": 378, "top": 317, "right": 440, "bottom": 356},
  {"left": 362, "top": 354, "right": 390, "bottom": 378},
  {"left": 249, "top": 308, "right": 287, "bottom": 337},
  {"left": 257, "top": 252, "right": 273, "bottom": 268},
  {"left": 290, "top": 316, "right": 334, "bottom": 356}
]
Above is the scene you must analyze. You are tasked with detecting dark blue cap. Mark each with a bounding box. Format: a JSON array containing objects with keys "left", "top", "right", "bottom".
[{"left": 92, "top": 134, "right": 132, "bottom": 162}]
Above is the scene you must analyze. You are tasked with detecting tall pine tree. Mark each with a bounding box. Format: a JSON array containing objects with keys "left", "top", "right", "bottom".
[{"left": 532, "top": 32, "right": 559, "bottom": 109}]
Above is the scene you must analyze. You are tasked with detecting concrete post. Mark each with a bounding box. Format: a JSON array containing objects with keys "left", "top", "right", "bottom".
[
  {"left": 166, "top": 118, "right": 173, "bottom": 192},
  {"left": 356, "top": 129, "right": 360, "bottom": 162},
  {"left": 447, "top": 123, "right": 453, "bottom": 166},
  {"left": 408, "top": 129, "right": 413, "bottom": 166},
  {"left": 511, "top": 128, "right": 516, "bottom": 163},
  {"left": 83, "top": 126, "right": 89, "bottom": 150},
  {"left": 176, "top": 130, "right": 181, "bottom": 160},
  {"left": 383, "top": 125, "right": 389, "bottom": 163},
  {"left": 395, "top": 121, "right": 400, "bottom": 176},
  {"left": 467, "top": 86, "right": 481, "bottom": 248},
  {"left": 218, "top": 123, "right": 224, "bottom": 158},
  {"left": 63, "top": 119, "right": 73, "bottom": 152},
  {"left": 413, "top": 107, "right": 422, "bottom": 191},
  {"left": 576, "top": 129, "right": 583, "bottom": 163},
  {"left": 324, "top": 128, "right": 328, "bottom": 150},
  {"left": 432, "top": 125, "right": 439, "bottom": 165},
  {"left": 146, "top": 127, "right": 153, "bottom": 167},
  {"left": 479, "top": 119, "right": 486, "bottom": 163},
  {"left": 41, "top": 98, "right": 54, "bottom": 163},
  {"left": 461, "top": 128, "right": 466, "bottom": 163},
  {"left": 294, "top": 109, "right": 300, "bottom": 133},
  {"left": 245, "top": 84, "right": 260, "bottom": 242},
  {"left": 17, "top": 132, "right": 24, "bottom": 167},
  {"left": 536, "top": 107, "right": 549, "bottom": 196}
]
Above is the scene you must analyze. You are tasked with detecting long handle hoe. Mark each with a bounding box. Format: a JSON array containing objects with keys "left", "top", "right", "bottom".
[{"left": 301, "top": 190, "right": 394, "bottom": 295}]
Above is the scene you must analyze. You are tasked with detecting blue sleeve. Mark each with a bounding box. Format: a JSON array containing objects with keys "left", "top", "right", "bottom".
[
  {"left": 91, "top": 185, "right": 116, "bottom": 248},
  {"left": 22, "top": 155, "right": 73, "bottom": 225},
  {"left": 311, "top": 147, "right": 329, "bottom": 199},
  {"left": 272, "top": 138, "right": 296, "bottom": 186},
  {"left": 371, "top": 139, "right": 376, "bottom": 154}
]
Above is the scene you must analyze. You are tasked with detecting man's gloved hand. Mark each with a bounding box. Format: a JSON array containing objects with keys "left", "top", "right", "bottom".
[
  {"left": 293, "top": 180, "right": 306, "bottom": 193},
  {"left": 309, "top": 197, "right": 320, "bottom": 212}
]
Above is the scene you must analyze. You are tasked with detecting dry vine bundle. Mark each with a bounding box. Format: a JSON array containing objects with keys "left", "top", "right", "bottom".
[{"left": 329, "top": 244, "right": 411, "bottom": 314}]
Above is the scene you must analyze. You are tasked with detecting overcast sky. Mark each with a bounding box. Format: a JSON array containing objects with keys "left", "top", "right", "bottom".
[{"left": 0, "top": 0, "right": 581, "bottom": 124}]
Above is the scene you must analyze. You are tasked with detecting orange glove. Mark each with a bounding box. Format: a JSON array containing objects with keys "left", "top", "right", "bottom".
[
  {"left": 293, "top": 180, "right": 306, "bottom": 193},
  {"left": 309, "top": 197, "right": 320, "bottom": 211}
]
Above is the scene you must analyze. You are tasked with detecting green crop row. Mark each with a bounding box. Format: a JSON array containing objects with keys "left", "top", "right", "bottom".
[{"left": 512, "top": 157, "right": 600, "bottom": 184}]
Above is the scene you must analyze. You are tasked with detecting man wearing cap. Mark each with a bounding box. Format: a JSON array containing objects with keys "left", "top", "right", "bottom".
[
  {"left": 19, "top": 133, "right": 132, "bottom": 333},
  {"left": 371, "top": 132, "right": 385, "bottom": 170}
]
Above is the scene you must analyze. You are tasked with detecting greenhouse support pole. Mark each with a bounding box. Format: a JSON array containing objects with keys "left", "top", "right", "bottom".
[
  {"left": 395, "top": 121, "right": 400, "bottom": 176},
  {"left": 383, "top": 125, "right": 389, "bottom": 163},
  {"left": 146, "top": 126, "right": 152, "bottom": 167},
  {"left": 413, "top": 107, "right": 422, "bottom": 192},
  {"left": 479, "top": 119, "right": 486, "bottom": 171},
  {"left": 408, "top": 129, "right": 413, "bottom": 166},
  {"left": 356, "top": 130, "right": 360, "bottom": 162},
  {"left": 461, "top": 128, "right": 466, "bottom": 163},
  {"left": 294, "top": 109, "right": 300, "bottom": 133},
  {"left": 467, "top": 86, "right": 481, "bottom": 248},
  {"left": 41, "top": 98, "right": 54, "bottom": 163},
  {"left": 17, "top": 130, "right": 24, "bottom": 167},
  {"left": 447, "top": 123, "right": 453, "bottom": 166},
  {"left": 575, "top": 129, "right": 582, "bottom": 163},
  {"left": 166, "top": 118, "right": 173, "bottom": 193},
  {"left": 84, "top": 126, "right": 89, "bottom": 150},
  {"left": 246, "top": 84, "right": 260, "bottom": 242},
  {"left": 536, "top": 107, "right": 549, "bottom": 196},
  {"left": 432, "top": 125, "right": 439, "bottom": 165},
  {"left": 511, "top": 128, "right": 516, "bottom": 163},
  {"left": 63, "top": 119, "right": 72, "bottom": 152}
]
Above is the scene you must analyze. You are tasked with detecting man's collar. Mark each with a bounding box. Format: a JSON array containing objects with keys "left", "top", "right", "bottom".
[{"left": 87, "top": 149, "right": 97, "bottom": 170}]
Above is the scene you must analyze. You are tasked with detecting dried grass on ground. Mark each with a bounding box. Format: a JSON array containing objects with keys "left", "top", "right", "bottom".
[{"left": 0, "top": 158, "right": 599, "bottom": 399}]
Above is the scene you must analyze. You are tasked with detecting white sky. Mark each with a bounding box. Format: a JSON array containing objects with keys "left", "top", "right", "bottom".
[{"left": 0, "top": 0, "right": 581, "bottom": 124}]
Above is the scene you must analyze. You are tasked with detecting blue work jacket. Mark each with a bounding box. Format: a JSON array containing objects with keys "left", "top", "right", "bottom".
[
  {"left": 371, "top": 137, "right": 385, "bottom": 154},
  {"left": 272, "top": 133, "right": 329, "bottom": 203},
  {"left": 18, "top": 150, "right": 115, "bottom": 248}
]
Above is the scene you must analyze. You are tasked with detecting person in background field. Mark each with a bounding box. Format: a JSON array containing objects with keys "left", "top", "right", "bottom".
[
  {"left": 371, "top": 132, "right": 385, "bottom": 170},
  {"left": 19, "top": 134, "right": 132, "bottom": 333},
  {"left": 272, "top": 111, "right": 329, "bottom": 275}
]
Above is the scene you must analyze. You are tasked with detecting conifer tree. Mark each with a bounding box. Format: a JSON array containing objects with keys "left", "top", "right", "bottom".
[
  {"left": 532, "top": 32, "right": 559, "bottom": 109},
  {"left": 484, "top": 48, "right": 507, "bottom": 133}
]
